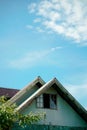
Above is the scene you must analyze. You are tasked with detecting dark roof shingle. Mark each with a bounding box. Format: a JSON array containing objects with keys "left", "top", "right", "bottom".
[{"left": 0, "top": 87, "right": 19, "bottom": 98}]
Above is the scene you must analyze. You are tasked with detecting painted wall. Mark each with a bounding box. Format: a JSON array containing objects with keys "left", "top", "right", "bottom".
[{"left": 21, "top": 87, "right": 87, "bottom": 127}]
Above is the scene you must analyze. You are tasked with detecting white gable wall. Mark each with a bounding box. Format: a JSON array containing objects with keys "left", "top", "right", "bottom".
[{"left": 22, "top": 87, "right": 87, "bottom": 127}]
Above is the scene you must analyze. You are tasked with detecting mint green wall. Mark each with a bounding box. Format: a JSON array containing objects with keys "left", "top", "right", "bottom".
[{"left": 21, "top": 88, "right": 87, "bottom": 127}]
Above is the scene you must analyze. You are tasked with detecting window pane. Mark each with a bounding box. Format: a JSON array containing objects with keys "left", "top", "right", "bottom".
[
  {"left": 50, "top": 95, "right": 57, "bottom": 109},
  {"left": 37, "top": 102, "right": 40, "bottom": 107},
  {"left": 37, "top": 98, "right": 39, "bottom": 102},
  {"left": 40, "top": 98, "right": 43, "bottom": 103},
  {"left": 40, "top": 103, "right": 43, "bottom": 108}
]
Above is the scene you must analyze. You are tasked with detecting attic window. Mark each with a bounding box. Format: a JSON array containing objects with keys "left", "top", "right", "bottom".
[{"left": 36, "top": 94, "right": 57, "bottom": 109}]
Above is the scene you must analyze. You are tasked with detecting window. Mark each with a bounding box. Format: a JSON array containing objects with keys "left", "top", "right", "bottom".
[
  {"left": 36, "top": 94, "right": 57, "bottom": 109},
  {"left": 36, "top": 94, "right": 43, "bottom": 108}
]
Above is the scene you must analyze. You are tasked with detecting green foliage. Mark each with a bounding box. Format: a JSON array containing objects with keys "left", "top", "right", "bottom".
[
  {"left": 18, "top": 112, "right": 44, "bottom": 128},
  {"left": 0, "top": 96, "right": 44, "bottom": 130}
]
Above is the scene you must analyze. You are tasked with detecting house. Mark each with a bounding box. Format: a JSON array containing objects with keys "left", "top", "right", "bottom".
[
  {"left": 1, "top": 76, "right": 87, "bottom": 128},
  {"left": 0, "top": 87, "right": 19, "bottom": 99}
]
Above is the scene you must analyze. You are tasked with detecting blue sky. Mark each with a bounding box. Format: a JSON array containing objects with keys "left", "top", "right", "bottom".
[{"left": 0, "top": 0, "right": 87, "bottom": 109}]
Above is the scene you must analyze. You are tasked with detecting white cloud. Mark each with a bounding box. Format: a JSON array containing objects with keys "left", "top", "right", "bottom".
[
  {"left": 51, "top": 46, "right": 62, "bottom": 51},
  {"left": 34, "top": 18, "right": 41, "bottom": 23},
  {"left": 28, "top": 3, "right": 36, "bottom": 13},
  {"left": 36, "top": 27, "right": 45, "bottom": 33},
  {"left": 28, "top": 0, "right": 87, "bottom": 44},
  {"left": 8, "top": 47, "right": 62, "bottom": 69},
  {"left": 26, "top": 25, "right": 33, "bottom": 29},
  {"left": 44, "top": 21, "right": 65, "bottom": 34},
  {"left": 9, "top": 51, "right": 48, "bottom": 69}
]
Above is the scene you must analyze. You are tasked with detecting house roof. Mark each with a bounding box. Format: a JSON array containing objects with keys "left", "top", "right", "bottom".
[
  {"left": 8, "top": 76, "right": 87, "bottom": 123},
  {"left": 8, "top": 76, "right": 45, "bottom": 104},
  {"left": 0, "top": 87, "right": 19, "bottom": 98}
]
